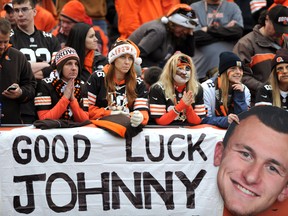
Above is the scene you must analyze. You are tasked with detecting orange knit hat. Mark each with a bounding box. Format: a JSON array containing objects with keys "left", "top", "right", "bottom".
[{"left": 60, "top": 0, "right": 92, "bottom": 24}]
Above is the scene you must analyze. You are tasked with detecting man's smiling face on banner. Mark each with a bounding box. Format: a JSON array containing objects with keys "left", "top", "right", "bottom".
[{"left": 214, "top": 116, "right": 288, "bottom": 215}]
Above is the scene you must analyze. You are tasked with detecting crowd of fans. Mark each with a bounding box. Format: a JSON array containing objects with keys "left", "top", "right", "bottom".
[{"left": 1, "top": 1, "right": 288, "bottom": 215}]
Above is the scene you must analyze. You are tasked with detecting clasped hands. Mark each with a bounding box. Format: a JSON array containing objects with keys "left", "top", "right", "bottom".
[
  {"left": 181, "top": 90, "right": 194, "bottom": 106},
  {"left": 63, "top": 79, "right": 75, "bottom": 101}
]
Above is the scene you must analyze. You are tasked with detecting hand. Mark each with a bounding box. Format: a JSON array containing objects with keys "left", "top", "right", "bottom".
[
  {"left": 226, "top": 20, "right": 237, "bottom": 27},
  {"left": 2, "top": 83, "right": 22, "bottom": 99},
  {"left": 130, "top": 110, "right": 144, "bottom": 127},
  {"left": 232, "top": 83, "right": 244, "bottom": 92},
  {"left": 182, "top": 90, "right": 193, "bottom": 106},
  {"left": 63, "top": 79, "right": 74, "bottom": 100},
  {"left": 227, "top": 113, "right": 239, "bottom": 124},
  {"left": 201, "top": 26, "right": 208, "bottom": 32}
]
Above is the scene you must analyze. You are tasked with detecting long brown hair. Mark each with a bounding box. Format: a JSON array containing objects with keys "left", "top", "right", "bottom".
[{"left": 105, "top": 61, "right": 137, "bottom": 108}]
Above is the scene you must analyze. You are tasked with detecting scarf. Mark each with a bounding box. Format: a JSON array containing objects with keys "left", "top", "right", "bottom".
[
  {"left": 84, "top": 50, "right": 94, "bottom": 74},
  {"left": 214, "top": 77, "right": 228, "bottom": 116},
  {"left": 51, "top": 78, "right": 82, "bottom": 120}
]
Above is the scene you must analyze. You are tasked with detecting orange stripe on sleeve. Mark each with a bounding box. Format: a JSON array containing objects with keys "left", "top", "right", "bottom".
[{"left": 249, "top": 53, "right": 275, "bottom": 68}]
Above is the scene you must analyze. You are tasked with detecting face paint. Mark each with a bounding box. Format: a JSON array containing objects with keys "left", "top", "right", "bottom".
[{"left": 173, "top": 64, "right": 191, "bottom": 84}]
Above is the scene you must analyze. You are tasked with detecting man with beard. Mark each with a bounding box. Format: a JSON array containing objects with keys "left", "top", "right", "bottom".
[{"left": 128, "top": 3, "right": 198, "bottom": 68}]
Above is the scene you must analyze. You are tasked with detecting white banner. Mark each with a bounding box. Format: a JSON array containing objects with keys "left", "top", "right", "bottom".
[{"left": 0, "top": 126, "right": 226, "bottom": 215}]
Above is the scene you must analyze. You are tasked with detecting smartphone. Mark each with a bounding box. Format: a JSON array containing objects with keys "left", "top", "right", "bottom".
[{"left": 7, "top": 85, "right": 17, "bottom": 91}]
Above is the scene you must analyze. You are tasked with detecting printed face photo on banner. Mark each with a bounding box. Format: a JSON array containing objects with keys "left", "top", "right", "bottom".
[{"left": 214, "top": 108, "right": 288, "bottom": 216}]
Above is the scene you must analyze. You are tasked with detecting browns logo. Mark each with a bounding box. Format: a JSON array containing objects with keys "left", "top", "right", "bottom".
[
  {"left": 276, "top": 56, "right": 284, "bottom": 63},
  {"left": 278, "top": 16, "right": 288, "bottom": 25}
]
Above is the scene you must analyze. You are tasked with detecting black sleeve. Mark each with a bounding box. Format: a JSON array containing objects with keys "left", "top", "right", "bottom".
[
  {"left": 19, "top": 54, "right": 36, "bottom": 103},
  {"left": 42, "top": 65, "right": 55, "bottom": 78},
  {"left": 106, "top": 0, "right": 117, "bottom": 25},
  {"left": 175, "top": 34, "right": 195, "bottom": 57},
  {"left": 207, "top": 24, "right": 243, "bottom": 40},
  {"left": 194, "top": 30, "right": 220, "bottom": 46}
]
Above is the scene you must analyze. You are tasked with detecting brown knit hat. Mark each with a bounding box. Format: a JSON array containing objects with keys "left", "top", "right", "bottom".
[{"left": 55, "top": 47, "right": 80, "bottom": 73}]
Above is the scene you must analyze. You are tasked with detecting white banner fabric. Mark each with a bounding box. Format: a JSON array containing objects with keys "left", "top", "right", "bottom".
[{"left": 0, "top": 126, "right": 226, "bottom": 216}]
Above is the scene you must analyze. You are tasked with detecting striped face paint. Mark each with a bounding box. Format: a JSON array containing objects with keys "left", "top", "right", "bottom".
[{"left": 174, "top": 64, "right": 191, "bottom": 85}]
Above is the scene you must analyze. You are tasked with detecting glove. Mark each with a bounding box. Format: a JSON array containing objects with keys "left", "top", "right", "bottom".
[
  {"left": 111, "top": 110, "right": 129, "bottom": 116},
  {"left": 130, "top": 110, "right": 144, "bottom": 127}
]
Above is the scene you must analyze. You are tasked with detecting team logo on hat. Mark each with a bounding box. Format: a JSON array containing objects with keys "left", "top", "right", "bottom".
[
  {"left": 236, "top": 61, "right": 242, "bottom": 67},
  {"left": 276, "top": 56, "right": 284, "bottom": 63},
  {"left": 278, "top": 17, "right": 288, "bottom": 25}
]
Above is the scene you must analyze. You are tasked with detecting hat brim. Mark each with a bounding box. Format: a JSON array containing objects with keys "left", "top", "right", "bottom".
[
  {"left": 60, "top": 14, "right": 78, "bottom": 23},
  {"left": 168, "top": 13, "right": 198, "bottom": 29},
  {"left": 3, "top": 3, "right": 13, "bottom": 10}
]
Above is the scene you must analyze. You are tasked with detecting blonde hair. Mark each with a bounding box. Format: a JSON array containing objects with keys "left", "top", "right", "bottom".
[
  {"left": 269, "top": 68, "right": 282, "bottom": 107},
  {"left": 157, "top": 53, "right": 199, "bottom": 104},
  {"left": 219, "top": 73, "right": 230, "bottom": 112}
]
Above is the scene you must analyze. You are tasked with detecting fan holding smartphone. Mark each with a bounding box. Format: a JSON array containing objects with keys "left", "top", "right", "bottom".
[
  {"left": 0, "top": 18, "right": 36, "bottom": 125},
  {"left": 3, "top": 83, "right": 22, "bottom": 97},
  {"left": 6, "top": 84, "right": 17, "bottom": 92}
]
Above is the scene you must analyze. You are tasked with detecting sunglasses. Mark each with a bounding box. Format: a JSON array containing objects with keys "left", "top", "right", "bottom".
[
  {"left": 178, "top": 56, "right": 190, "bottom": 64},
  {"left": 174, "top": 8, "right": 198, "bottom": 26}
]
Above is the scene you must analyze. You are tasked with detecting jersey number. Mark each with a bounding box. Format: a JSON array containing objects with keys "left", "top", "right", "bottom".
[
  {"left": 264, "top": 85, "right": 272, "bottom": 91},
  {"left": 20, "top": 48, "right": 51, "bottom": 63}
]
